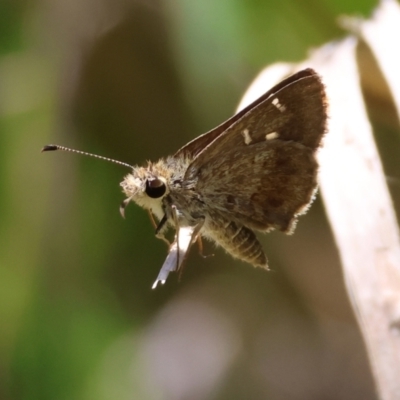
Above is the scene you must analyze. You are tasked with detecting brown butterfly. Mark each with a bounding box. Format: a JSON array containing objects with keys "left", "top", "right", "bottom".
[{"left": 43, "top": 68, "right": 327, "bottom": 288}]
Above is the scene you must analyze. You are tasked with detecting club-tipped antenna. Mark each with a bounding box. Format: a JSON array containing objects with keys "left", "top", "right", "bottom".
[{"left": 41, "top": 144, "right": 134, "bottom": 169}]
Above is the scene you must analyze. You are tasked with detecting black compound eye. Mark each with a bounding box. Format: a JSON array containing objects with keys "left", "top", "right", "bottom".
[{"left": 145, "top": 178, "right": 166, "bottom": 198}]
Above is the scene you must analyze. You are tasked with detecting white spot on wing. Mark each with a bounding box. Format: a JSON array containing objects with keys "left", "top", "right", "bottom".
[
  {"left": 265, "top": 132, "right": 279, "bottom": 140},
  {"left": 241, "top": 129, "right": 252, "bottom": 145},
  {"left": 272, "top": 97, "right": 286, "bottom": 112}
]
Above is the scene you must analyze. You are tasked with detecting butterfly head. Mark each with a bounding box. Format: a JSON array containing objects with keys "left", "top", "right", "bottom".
[{"left": 120, "top": 165, "right": 170, "bottom": 218}]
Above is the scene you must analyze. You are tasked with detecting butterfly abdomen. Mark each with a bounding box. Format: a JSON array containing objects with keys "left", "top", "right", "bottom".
[{"left": 204, "top": 215, "right": 268, "bottom": 268}]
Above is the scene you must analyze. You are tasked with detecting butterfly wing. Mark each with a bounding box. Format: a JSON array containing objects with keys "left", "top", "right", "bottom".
[
  {"left": 184, "top": 69, "right": 327, "bottom": 233},
  {"left": 175, "top": 69, "right": 321, "bottom": 159}
]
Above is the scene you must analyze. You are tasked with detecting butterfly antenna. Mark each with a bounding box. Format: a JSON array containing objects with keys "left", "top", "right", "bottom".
[{"left": 41, "top": 144, "right": 134, "bottom": 169}]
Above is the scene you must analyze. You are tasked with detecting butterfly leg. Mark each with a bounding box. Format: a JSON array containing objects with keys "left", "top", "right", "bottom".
[
  {"left": 147, "top": 210, "right": 157, "bottom": 229},
  {"left": 171, "top": 206, "right": 181, "bottom": 268},
  {"left": 152, "top": 224, "right": 200, "bottom": 289},
  {"left": 155, "top": 214, "right": 171, "bottom": 246},
  {"left": 196, "top": 236, "right": 214, "bottom": 259},
  {"left": 177, "top": 217, "right": 205, "bottom": 281}
]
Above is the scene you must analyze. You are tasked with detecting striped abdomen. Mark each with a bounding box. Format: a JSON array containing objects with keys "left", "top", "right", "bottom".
[{"left": 204, "top": 215, "right": 268, "bottom": 268}]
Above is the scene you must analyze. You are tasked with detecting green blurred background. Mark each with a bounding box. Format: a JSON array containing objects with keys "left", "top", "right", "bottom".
[{"left": 0, "top": 0, "right": 386, "bottom": 399}]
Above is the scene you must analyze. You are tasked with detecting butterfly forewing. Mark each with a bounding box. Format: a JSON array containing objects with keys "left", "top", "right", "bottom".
[{"left": 175, "top": 68, "right": 322, "bottom": 159}]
